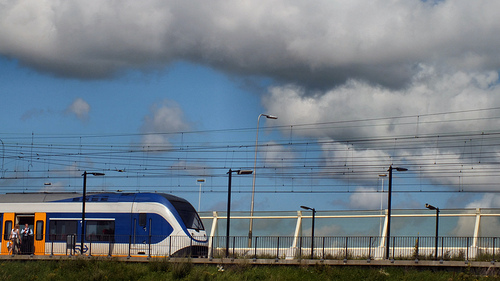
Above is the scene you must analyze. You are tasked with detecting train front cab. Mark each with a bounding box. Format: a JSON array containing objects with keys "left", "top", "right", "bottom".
[{"left": 1, "top": 212, "right": 46, "bottom": 255}]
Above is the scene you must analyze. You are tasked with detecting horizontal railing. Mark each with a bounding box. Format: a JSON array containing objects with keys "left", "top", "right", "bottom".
[{"left": 6, "top": 235, "right": 500, "bottom": 262}]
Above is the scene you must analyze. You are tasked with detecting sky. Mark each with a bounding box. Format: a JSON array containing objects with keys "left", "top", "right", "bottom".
[{"left": 2, "top": 0, "right": 500, "bottom": 224}]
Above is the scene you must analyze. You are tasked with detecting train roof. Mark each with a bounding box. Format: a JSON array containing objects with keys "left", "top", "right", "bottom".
[{"left": 0, "top": 192, "right": 189, "bottom": 204}]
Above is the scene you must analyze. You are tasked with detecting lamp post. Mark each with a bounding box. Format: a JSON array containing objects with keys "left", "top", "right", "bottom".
[
  {"left": 426, "top": 203, "right": 440, "bottom": 261},
  {"left": 300, "top": 205, "right": 316, "bottom": 259},
  {"left": 385, "top": 165, "right": 407, "bottom": 260},
  {"left": 81, "top": 171, "right": 105, "bottom": 254},
  {"left": 197, "top": 179, "right": 205, "bottom": 212},
  {"left": 227, "top": 169, "right": 253, "bottom": 258},
  {"left": 249, "top": 113, "right": 277, "bottom": 247},
  {"left": 378, "top": 174, "right": 387, "bottom": 238}
]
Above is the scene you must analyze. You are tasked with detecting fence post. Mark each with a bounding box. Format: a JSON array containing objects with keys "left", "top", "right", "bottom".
[
  {"left": 493, "top": 237, "right": 496, "bottom": 263},
  {"left": 190, "top": 236, "right": 193, "bottom": 258},
  {"left": 148, "top": 234, "right": 151, "bottom": 259},
  {"left": 368, "top": 236, "right": 372, "bottom": 261},
  {"left": 322, "top": 237, "right": 325, "bottom": 260},
  {"left": 50, "top": 238, "right": 54, "bottom": 257},
  {"left": 276, "top": 237, "right": 280, "bottom": 262},
  {"left": 391, "top": 237, "right": 395, "bottom": 261},
  {"left": 108, "top": 236, "right": 112, "bottom": 257},
  {"left": 209, "top": 236, "right": 213, "bottom": 260},
  {"left": 466, "top": 237, "right": 470, "bottom": 262},
  {"left": 253, "top": 237, "right": 258, "bottom": 261},
  {"left": 440, "top": 237, "right": 444, "bottom": 262},
  {"left": 169, "top": 236, "right": 172, "bottom": 257},
  {"left": 231, "top": 236, "right": 235, "bottom": 260},
  {"left": 128, "top": 235, "right": 131, "bottom": 258},
  {"left": 88, "top": 236, "right": 92, "bottom": 257},
  {"left": 299, "top": 236, "right": 302, "bottom": 260},
  {"left": 344, "top": 237, "right": 348, "bottom": 262}
]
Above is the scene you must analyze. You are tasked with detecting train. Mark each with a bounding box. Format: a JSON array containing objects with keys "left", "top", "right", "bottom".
[{"left": 0, "top": 192, "right": 208, "bottom": 257}]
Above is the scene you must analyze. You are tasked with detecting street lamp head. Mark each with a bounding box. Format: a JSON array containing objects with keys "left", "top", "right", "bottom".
[
  {"left": 388, "top": 166, "right": 408, "bottom": 172},
  {"left": 228, "top": 169, "right": 253, "bottom": 175},
  {"left": 82, "top": 172, "right": 105, "bottom": 176},
  {"left": 426, "top": 203, "right": 439, "bottom": 211},
  {"left": 300, "top": 205, "right": 315, "bottom": 211},
  {"left": 197, "top": 179, "right": 206, "bottom": 183},
  {"left": 262, "top": 114, "right": 278, "bottom": 119}
]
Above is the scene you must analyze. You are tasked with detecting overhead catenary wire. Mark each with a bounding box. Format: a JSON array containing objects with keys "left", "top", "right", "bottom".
[{"left": 3, "top": 107, "right": 500, "bottom": 194}]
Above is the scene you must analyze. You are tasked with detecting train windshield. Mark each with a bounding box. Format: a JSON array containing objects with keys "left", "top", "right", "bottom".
[{"left": 164, "top": 195, "right": 204, "bottom": 231}]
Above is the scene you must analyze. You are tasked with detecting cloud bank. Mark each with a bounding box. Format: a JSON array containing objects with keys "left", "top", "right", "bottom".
[{"left": 1, "top": 0, "right": 500, "bottom": 89}]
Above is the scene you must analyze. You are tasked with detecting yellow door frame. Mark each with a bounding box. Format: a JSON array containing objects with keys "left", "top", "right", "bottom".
[
  {"left": 2, "top": 213, "right": 15, "bottom": 255},
  {"left": 34, "top": 213, "right": 46, "bottom": 255}
]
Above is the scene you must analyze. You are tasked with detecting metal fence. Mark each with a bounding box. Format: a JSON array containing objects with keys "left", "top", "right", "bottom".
[
  {"left": 11, "top": 235, "right": 500, "bottom": 262},
  {"left": 210, "top": 235, "right": 500, "bottom": 261}
]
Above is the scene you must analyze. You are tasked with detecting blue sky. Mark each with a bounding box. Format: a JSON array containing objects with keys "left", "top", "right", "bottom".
[{"left": 2, "top": 1, "right": 500, "bottom": 224}]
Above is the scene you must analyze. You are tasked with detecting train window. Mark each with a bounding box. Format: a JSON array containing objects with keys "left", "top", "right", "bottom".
[
  {"left": 86, "top": 220, "right": 115, "bottom": 242},
  {"left": 36, "top": 221, "right": 44, "bottom": 241},
  {"left": 139, "top": 213, "right": 147, "bottom": 227},
  {"left": 4, "top": 221, "right": 12, "bottom": 241},
  {"left": 49, "top": 220, "right": 77, "bottom": 241},
  {"left": 169, "top": 199, "right": 204, "bottom": 231}
]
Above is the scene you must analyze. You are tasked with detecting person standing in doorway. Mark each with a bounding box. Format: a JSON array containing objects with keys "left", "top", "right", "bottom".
[
  {"left": 9, "top": 224, "right": 20, "bottom": 255},
  {"left": 20, "top": 223, "right": 33, "bottom": 254}
]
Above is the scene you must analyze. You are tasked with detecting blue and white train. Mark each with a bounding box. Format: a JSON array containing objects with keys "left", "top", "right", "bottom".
[{"left": 0, "top": 192, "right": 208, "bottom": 257}]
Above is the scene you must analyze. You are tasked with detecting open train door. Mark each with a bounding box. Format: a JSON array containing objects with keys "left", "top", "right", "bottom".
[{"left": 33, "top": 213, "right": 46, "bottom": 255}]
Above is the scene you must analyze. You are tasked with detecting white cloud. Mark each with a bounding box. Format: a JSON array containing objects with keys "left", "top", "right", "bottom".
[
  {"left": 451, "top": 194, "right": 500, "bottom": 236},
  {"left": 263, "top": 67, "right": 500, "bottom": 189},
  {"left": 140, "top": 134, "right": 170, "bottom": 152},
  {"left": 66, "top": 98, "right": 90, "bottom": 121},
  {"left": 348, "top": 187, "right": 384, "bottom": 210},
  {"left": 465, "top": 194, "right": 500, "bottom": 209},
  {"left": 264, "top": 67, "right": 500, "bottom": 140},
  {"left": 260, "top": 141, "right": 297, "bottom": 168},
  {"left": 140, "top": 99, "right": 190, "bottom": 150}
]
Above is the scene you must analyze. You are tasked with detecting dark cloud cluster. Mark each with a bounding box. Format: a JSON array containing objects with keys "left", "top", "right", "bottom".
[{"left": 2, "top": 1, "right": 500, "bottom": 89}]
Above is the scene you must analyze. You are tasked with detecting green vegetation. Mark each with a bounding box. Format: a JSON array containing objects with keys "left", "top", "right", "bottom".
[{"left": 0, "top": 259, "right": 499, "bottom": 280}]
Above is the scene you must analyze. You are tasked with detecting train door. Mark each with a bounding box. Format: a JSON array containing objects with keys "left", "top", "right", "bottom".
[
  {"left": 34, "top": 213, "right": 46, "bottom": 255},
  {"left": 15, "top": 214, "right": 36, "bottom": 255},
  {"left": 131, "top": 213, "right": 151, "bottom": 256}
]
